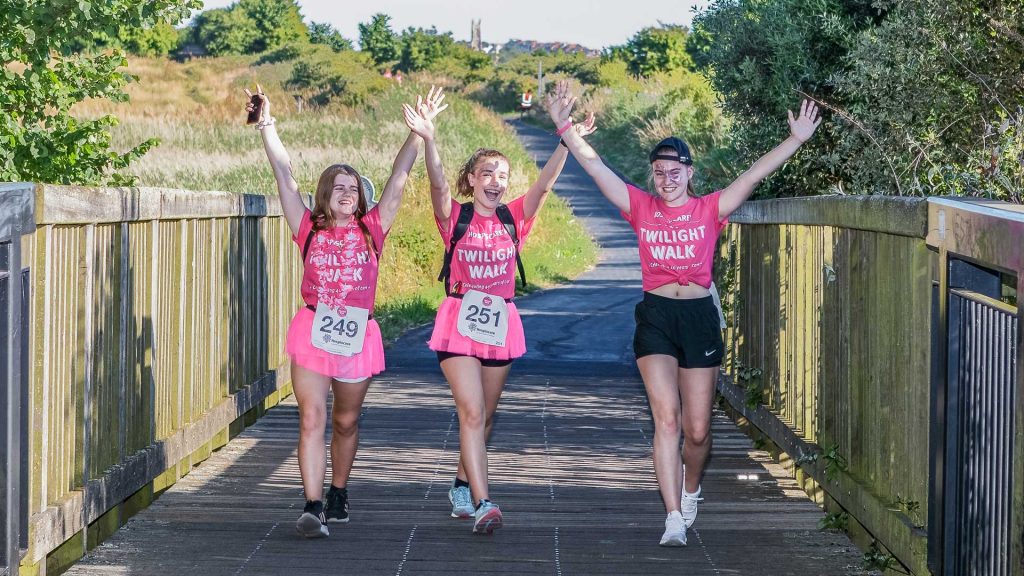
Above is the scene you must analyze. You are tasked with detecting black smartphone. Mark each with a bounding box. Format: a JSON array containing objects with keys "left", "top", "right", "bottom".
[{"left": 246, "top": 94, "right": 264, "bottom": 125}]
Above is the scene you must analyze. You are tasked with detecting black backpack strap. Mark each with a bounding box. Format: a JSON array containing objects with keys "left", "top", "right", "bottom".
[
  {"left": 437, "top": 202, "right": 476, "bottom": 295},
  {"left": 495, "top": 204, "right": 526, "bottom": 290}
]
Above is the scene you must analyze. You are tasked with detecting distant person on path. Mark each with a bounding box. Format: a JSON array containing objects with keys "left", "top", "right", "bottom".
[
  {"left": 415, "top": 85, "right": 595, "bottom": 534},
  {"left": 518, "top": 89, "right": 533, "bottom": 118},
  {"left": 245, "top": 84, "right": 448, "bottom": 539},
  {"left": 547, "top": 79, "right": 821, "bottom": 546}
]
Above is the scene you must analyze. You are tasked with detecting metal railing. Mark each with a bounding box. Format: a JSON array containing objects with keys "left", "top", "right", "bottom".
[
  {"left": 927, "top": 198, "right": 1023, "bottom": 576},
  {"left": 0, "top": 183, "right": 34, "bottom": 576}
]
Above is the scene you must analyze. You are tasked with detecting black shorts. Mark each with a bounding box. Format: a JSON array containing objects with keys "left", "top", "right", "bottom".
[
  {"left": 436, "top": 351, "right": 513, "bottom": 368},
  {"left": 633, "top": 292, "right": 725, "bottom": 368}
]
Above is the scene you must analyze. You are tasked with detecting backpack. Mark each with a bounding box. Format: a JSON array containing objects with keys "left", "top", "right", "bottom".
[{"left": 437, "top": 201, "right": 526, "bottom": 296}]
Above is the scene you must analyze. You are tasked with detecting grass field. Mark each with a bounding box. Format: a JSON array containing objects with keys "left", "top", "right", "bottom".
[{"left": 77, "top": 55, "right": 598, "bottom": 340}]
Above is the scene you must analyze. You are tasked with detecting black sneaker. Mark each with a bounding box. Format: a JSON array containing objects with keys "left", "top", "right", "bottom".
[
  {"left": 296, "top": 500, "right": 329, "bottom": 538},
  {"left": 325, "top": 486, "right": 349, "bottom": 524}
]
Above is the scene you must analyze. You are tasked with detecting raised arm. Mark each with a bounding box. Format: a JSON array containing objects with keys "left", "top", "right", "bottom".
[
  {"left": 246, "top": 85, "right": 306, "bottom": 236},
  {"left": 718, "top": 99, "right": 821, "bottom": 220},
  {"left": 522, "top": 112, "right": 597, "bottom": 219},
  {"left": 407, "top": 86, "right": 452, "bottom": 224},
  {"left": 375, "top": 131, "right": 420, "bottom": 234},
  {"left": 547, "top": 80, "right": 631, "bottom": 214}
]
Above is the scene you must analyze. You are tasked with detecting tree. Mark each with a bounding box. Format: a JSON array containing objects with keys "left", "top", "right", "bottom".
[
  {"left": 398, "top": 27, "right": 454, "bottom": 71},
  {"left": 308, "top": 21, "right": 352, "bottom": 52},
  {"left": 0, "top": 0, "right": 199, "bottom": 185},
  {"left": 192, "top": 7, "right": 259, "bottom": 55},
  {"left": 119, "top": 21, "right": 182, "bottom": 56},
  {"left": 608, "top": 24, "right": 694, "bottom": 78},
  {"left": 358, "top": 13, "right": 398, "bottom": 65},
  {"left": 236, "top": 0, "right": 307, "bottom": 53}
]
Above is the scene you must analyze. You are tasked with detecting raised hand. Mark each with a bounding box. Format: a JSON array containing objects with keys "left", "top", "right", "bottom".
[
  {"left": 573, "top": 111, "right": 597, "bottom": 138},
  {"left": 788, "top": 99, "right": 822, "bottom": 143},
  {"left": 243, "top": 84, "right": 270, "bottom": 123},
  {"left": 546, "top": 80, "right": 576, "bottom": 128},
  {"left": 403, "top": 85, "right": 448, "bottom": 141}
]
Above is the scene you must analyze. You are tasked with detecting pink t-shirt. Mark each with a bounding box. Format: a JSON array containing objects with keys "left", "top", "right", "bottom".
[
  {"left": 293, "top": 207, "right": 386, "bottom": 311},
  {"left": 436, "top": 196, "right": 536, "bottom": 299},
  {"left": 621, "top": 184, "right": 728, "bottom": 291}
]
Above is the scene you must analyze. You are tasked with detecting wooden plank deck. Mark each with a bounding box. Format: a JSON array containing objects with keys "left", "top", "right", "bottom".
[{"left": 66, "top": 365, "right": 871, "bottom": 576}]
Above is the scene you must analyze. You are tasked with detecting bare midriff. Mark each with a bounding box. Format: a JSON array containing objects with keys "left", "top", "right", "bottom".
[{"left": 647, "top": 281, "right": 711, "bottom": 299}]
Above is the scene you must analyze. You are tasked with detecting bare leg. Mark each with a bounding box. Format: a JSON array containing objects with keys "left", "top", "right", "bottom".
[
  {"left": 455, "top": 364, "right": 510, "bottom": 485},
  {"left": 291, "top": 363, "right": 332, "bottom": 501},
  {"left": 678, "top": 366, "right": 717, "bottom": 493},
  {"left": 329, "top": 378, "right": 371, "bottom": 488},
  {"left": 637, "top": 354, "right": 683, "bottom": 513}
]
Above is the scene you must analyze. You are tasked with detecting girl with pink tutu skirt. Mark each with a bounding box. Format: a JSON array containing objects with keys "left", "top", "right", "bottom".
[
  {"left": 414, "top": 89, "right": 596, "bottom": 534},
  {"left": 245, "top": 84, "right": 448, "bottom": 538}
]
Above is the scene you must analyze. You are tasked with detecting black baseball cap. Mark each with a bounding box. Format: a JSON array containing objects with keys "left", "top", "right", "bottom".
[{"left": 648, "top": 137, "right": 693, "bottom": 165}]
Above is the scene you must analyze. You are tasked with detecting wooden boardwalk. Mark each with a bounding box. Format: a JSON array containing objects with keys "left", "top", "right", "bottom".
[
  {"left": 66, "top": 121, "right": 873, "bottom": 575},
  {"left": 66, "top": 366, "right": 870, "bottom": 576}
]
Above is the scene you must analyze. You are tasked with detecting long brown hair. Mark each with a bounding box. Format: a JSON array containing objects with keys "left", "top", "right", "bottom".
[
  {"left": 649, "top": 146, "right": 695, "bottom": 195},
  {"left": 311, "top": 164, "right": 377, "bottom": 256},
  {"left": 455, "top": 148, "right": 509, "bottom": 199}
]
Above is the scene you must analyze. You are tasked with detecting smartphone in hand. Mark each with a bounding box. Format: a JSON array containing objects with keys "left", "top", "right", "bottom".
[{"left": 246, "top": 94, "right": 264, "bottom": 125}]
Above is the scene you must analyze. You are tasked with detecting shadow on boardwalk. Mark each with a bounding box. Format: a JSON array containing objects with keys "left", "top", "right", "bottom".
[{"left": 65, "top": 121, "right": 874, "bottom": 576}]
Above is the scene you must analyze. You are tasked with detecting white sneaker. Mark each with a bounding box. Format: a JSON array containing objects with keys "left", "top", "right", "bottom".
[
  {"left": 681, "top": 485, "right": 702, "bottom": 528},
  {"left": 659, "top": 511, "right": 686, "bottom": 546}
]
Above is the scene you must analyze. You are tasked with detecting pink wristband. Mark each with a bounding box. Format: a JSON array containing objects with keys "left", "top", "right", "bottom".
[{"left": 555, "top": 121, "right": 572, "bottom": 136}]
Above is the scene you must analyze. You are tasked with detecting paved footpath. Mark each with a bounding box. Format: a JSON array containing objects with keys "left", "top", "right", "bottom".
[{"left": 66, "top": 121, "right": 873, "bottom": 576}]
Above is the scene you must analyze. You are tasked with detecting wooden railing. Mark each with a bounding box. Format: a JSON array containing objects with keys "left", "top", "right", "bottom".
[
  {"left": 0, "top": 183, "right": 302, "bottom": 574},
  {"left": 716, "top": 195, "right": 1022, "bottom": 576}
]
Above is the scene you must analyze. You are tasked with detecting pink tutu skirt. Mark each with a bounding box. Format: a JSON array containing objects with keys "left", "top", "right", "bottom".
[
  {"left": 285, "top": 307, "right": 385, "bottom": 380},
  {"left": 428, "top": 296, "right": 526, "bottom": 361}
]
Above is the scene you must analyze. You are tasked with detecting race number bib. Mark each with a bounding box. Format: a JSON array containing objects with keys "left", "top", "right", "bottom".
[
  {"left": 456, "top": 290, "right": 509, "bottom": 347},
  {"left": 311, "top": 303, "right": 369, "bottom": 357}
]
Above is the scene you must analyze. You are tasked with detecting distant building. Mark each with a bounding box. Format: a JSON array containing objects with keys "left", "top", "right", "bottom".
[
  {"left": 175, "top": 43, "right": 207, "bottom": 62},
  {"left": 470, "top": 19, "right": 482, "bottom": 51}
]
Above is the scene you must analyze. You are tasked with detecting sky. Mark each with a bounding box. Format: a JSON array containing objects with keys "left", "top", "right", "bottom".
[{"left": 194, "top": 0, "right": 713, "bottom": 50}]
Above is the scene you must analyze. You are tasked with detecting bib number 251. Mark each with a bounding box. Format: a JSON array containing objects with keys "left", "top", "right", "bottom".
[
  {"left": 456, "top": 290, "right": 509, "bottom": 347},
  {"left": 311, "top": 303, "right": 369, "bottom": 356}
]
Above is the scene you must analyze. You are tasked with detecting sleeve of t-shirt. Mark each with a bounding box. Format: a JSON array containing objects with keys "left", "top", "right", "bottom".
[
  {"left": 362, "top": 204, "right": 388, "bottom": 252},
  {"left": 707, "top": 190, "right": 729, "bottom": 232},
  {"left": 292, "top": 209, "right": 314, "bottom": 250},
  {"left": 620, "top": 184, "right": 651, "bottom": 225},
  {"left": 505, "top": 195, "right": 537, "bottom": 246},
  {"left": 434, "top": 197, "right": 462, "bottom": 246}
]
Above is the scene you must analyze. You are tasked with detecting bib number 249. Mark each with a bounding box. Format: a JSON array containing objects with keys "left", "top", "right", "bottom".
[{"left": 311, "top": 303, "right": 369, "bottom": 356}]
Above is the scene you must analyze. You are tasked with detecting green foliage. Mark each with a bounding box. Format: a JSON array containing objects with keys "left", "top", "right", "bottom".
[
  {"left": 863, "top": 542, "right": 901, "bottom": 572},
  {"left": 237, "top": 0, "right": 307, "bottom": 53},
  {"left": 192, "top": 7, "right": 258, "bottom": 56},
  {"left": 822, "top": 443, "right": 848, "bottom": 481},
  {"left": 0, "top": 0, "right": 198, "bottom": 185},
  {"left": 611, "top": 24, "right": 694, "bottom": 78},
  {"left": 308, "top": 21, "right": 352, "bottom": 52},
  {"left": 582, "top": 69, "right": 733, "bottom": 191},
  {"left": 691, "top": 0, "right": 1024, "bottom": 201},
  {"left": 736, "top": 364, "right": 764, "bottom": 408},
  {"left": 690, "top": 0, "right": 875, "bottom": 198},
  {"left": 892, "top": 494, "right": 923, "bottom": 529},
  {"left": 818, "top": 511, "right": 849, "bottom": 531},
  {"left": 285, "top": 49, "right": 390, "bottom": 107},
  {"left": 191, "top": 0, "right": 307, "bottom": 56},
  {"left": 398, "top": 26, "right": 455, "bottom": 72},
  {"left": 358, "top": 13, "right": 399, "bottom": 65},
  {"left": 119, "top": 21, "right": 182, "bottom": 56}
]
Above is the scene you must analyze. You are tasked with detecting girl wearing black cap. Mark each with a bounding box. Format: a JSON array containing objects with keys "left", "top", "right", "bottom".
[{"left": 547, "top": 80, "right": 821, "bottom": 546}]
